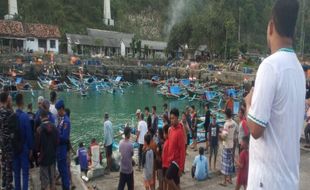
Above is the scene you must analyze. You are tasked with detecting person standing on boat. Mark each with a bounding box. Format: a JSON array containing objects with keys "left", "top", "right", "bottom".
[
  {"left": 190, "top": 105, "right": 198, "bottom": 151},
  {"left": 55, "top": 100, "right": 71, "bottom": 190},
  {"left": 225, "top": 94, "right": 234, "bottom": 112},
  {"left": 103, "top": 113, "right": 114, "bottom": 172},
  {"left": 151, "top": 106, "right": 159, "bottom": 136},
  {"left": 0, "top": 92, "right": 14, "bottom": 189},
  {"left": 145, "top": 107, "right": 152, "bottom": 132},
  {"left": 118, "top": 126, "right": 134, "bottom": 190},
  {"left": 204, "top": 104, "right": 211, "bottom": 152},
  {"left": 13, "top": 93, "right": 33, "bottom": 190},
  {"left": 245, "top": 1, "right": 305, "bottom": 189}
]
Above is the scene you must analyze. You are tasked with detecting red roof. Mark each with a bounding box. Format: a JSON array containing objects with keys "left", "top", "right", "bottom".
[
  {"left": 23, "top": 23, "right": 61, "bottom": 39},
  {"left": 0, "top": 20, "right": 25, "bottom": 37},
  {"left": 0, "top": 20, "right": 60, "bottom": 39}
]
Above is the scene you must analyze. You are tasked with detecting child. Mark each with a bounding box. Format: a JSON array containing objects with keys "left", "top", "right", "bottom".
[
  {"left": 192, "top": 147, "right": 209, "bottom": 181},
  {"left": 208, "top": 115, "right": 219, "bottom": 171},
  {"left": 235, "top": 136, "right": 249, "bottom": 190},
  {"left": 143, "top": 134, "right": 155, "bottom": 190},
  {"left": 77, "top": 142, "right": 88, "bottom": 176}
]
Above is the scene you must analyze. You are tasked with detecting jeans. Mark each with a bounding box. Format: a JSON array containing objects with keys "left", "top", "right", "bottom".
[{"left": 138, "top": 144, "right": 143, "bottom": 167}]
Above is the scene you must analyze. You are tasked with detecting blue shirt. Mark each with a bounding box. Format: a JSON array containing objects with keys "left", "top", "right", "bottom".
[
  {"left": 16, "top": 109, "right": 33, "bottom": 151},
  {"left": 192, "top": 155, "right": 208, "bottom": 181},
  {"left": 35, "top": 109, "right": 56, "bottom": 128},
  {"left": 78, "top": 147, "right": 88, "bottom": 170},
  {"left": 57, "top": 114, "right": 71, "bottom": 159}
]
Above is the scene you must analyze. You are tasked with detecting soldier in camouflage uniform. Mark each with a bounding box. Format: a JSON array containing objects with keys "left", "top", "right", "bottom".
[{"left": 0, "top": 92, "right": 14, "bottom": 190}]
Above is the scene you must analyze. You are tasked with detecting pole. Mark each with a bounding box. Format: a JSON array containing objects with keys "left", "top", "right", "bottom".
[{"left": 300, "top": 0, "right": 305, "bottom": 60}]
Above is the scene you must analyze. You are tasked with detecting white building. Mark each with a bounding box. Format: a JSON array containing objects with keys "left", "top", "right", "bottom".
[
  {"left": 66, "top": 28, "right": 167, "bottom": 58},
  {"left": 0, "top": 20, "right": 61, "bottom": 53}
]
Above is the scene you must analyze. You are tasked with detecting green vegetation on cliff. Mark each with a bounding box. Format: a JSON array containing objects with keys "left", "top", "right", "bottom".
[{"left": 0, "top": 0, "right": 309, "bottom": 58}]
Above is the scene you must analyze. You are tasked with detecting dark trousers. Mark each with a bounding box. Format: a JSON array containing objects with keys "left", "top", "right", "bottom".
[
  {"left": 13, "top": 150, "right": 29, "bottom": 190},
  {"left": 118, "top": 172, "right": 134, "bottom": 190},
  {"left": 1, "top": 148, "right": 14, "bottom": 190},
  {"left": 305, "top": 124, "right": 310, "bottom": 144},
  {"left": 138, "top": 144, "right": 143, "bottom": 167},
  {"left": 57, "top": 158, "right": 70, "bottom": 190}
]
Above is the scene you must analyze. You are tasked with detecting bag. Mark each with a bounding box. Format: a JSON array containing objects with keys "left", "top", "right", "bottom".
[{"left": 9, "top": 112, "right": 23, "bottom": 155}]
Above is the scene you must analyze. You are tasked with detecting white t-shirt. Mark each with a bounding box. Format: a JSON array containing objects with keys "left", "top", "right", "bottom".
[
  {"left": 222, "top": 119, "right": 237, "bottom": 149},
  {"left": 49, "top": 104, "right": 58, "bottom": 118},
  {"left": 247, "top": 49, "right": 305, "bottom": 190},
  {"left": 137, "top": 120, "right": 148, "bottom": 144}
]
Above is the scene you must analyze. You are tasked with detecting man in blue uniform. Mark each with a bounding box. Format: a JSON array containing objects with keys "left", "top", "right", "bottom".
[
  {"left": 13, "top": 93, "right": 33, "bottom": 190},
  {"left": 0, "top": 92, "right": 14, "bottom": 189},
  {"left": 55, "top": 100, "right": 70, "bottom": 190}
]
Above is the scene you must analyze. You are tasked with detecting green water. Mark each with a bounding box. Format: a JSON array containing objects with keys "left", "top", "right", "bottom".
[{"left": 23, "top": 85, "right": 203, "bottom": 149}]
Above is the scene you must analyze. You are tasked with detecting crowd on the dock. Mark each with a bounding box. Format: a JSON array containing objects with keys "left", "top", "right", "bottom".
[
  {"left": 0, "top": 87, "right": 251, "bottom": 190},
  {"left": 0, "top": 90, "right": 73, "bottom": 190},
  {"left": 113, "top": 100, "right": 251, "bottom": 190}
]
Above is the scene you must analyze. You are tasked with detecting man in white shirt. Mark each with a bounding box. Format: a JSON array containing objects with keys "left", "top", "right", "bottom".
[
  {"left": 136, "top": 111, "right": 148, "bottom": 171},
  {"left": 103, "top": 113, "right": 113, "bottom": 172},
  {"left": 245, "top": 0, "right": 305, "bottom": 189},
  {"left": 49, "top": 91, "right": 58, "bottom": 119}
]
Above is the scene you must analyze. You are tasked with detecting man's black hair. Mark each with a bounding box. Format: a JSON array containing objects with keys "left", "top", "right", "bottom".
[
  {"left": 191, "top": 105, "right": 195, "bottom": 110},
  {"left": 50, "top": 91, "right": 57, "bottom": 102},
  {"left": 15, "top": 93, "right": 23, "bottom": 106},
  {"left": 40, "top": 109, "right": 49, "bottom": 118},
  {"left": 144, "top": 133, "right": 152, "bottom": 145},
  {"left": 163, "top": 103, "right": 168, "bottom": 109},
  {"left": 0, "top": 92, "right": 9, "bottom": 103},
  {"left": 27, "top": 103, "right": 32, "bottom": 110},
  {"left": 140, "top": 113, "right": 144, "bottom": 120},
  {"left": 205, "top": 103, "right": 209, "bottom": 109},
  {"left": 170, "top": 108, "right": 179, "bottom": 118},
  {"left": 79, "top": 142, "right": 84, "bottom": 148},
  {"left": 144, "top": 107, "right": 150, "bottom": 112},
  {"left": 152, "top": 106, "right": 156, "bottom": 111},
  {"left": 225, "top": 108, "right": 232, "bottom": 118},
  {"left": 272, "top": 0, "right": 299, "bottom": 38},
  {"left": 124, "top": 126, "right": 131, "bottom": 137}
]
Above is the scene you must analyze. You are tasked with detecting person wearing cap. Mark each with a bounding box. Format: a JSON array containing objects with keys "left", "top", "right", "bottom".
[
  {"left": 55, "top": 100, "right": 71, "bottom": 190},
  {"left": 103, "top": 113, "right": 113, "bottom": 172},
  {"left": 13, "top": 93, "right": 33, "bottom": 190}
]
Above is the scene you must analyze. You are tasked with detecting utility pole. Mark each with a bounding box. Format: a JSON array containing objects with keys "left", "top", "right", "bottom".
[
  {"left": 238, "top": 5, "right": 241, "bottom": 44},
  {"left": 300, "top": 0, "right": 305, "bottom": 60}
]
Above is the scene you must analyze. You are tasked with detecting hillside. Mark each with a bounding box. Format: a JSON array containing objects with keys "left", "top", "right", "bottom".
[{"left": 0, "top": 0, "right": 309, "bottom": 58}]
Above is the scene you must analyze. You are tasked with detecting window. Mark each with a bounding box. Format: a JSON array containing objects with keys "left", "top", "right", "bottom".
[
  {"left": 27, "top": 38, "right": 34, "bottom": 41},
  {"left": 38, "top": 39, "right": 47, "bottom": 49},
  {"left": 50, "top": 40, "right": 56, "bottom": 49}
]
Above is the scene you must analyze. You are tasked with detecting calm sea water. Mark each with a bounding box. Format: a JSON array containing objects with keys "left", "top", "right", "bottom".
[{"left": 23, "top": 85, "right": 203, "bottom": 149}]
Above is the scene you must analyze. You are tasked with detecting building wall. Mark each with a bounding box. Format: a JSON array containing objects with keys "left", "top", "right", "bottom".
[
  {"left": 24, "top": 38, "right": 38, "bottom": 52},
  {"left": 47, "top": 39, "right": 59, "bottom": 53},
  {"left": 24, "top": 38, "right": 59, "bottom": 53}
]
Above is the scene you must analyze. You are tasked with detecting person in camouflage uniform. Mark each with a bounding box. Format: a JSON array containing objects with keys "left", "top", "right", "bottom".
[{"left": 0, "top": 92, "right": 14, "bottom": 190}]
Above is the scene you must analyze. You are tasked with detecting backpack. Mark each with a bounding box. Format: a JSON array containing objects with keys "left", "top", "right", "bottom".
[{"left": 8, "top": 112, "right": 23, "bottom": 155}]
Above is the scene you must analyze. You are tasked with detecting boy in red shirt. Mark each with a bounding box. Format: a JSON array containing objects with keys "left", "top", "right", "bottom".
[
  {"left": 165, "top": 108, "right": 186, "bottom": 190},
  {"left": 235, "top": 136, "right": 249, "bottom": 190}
]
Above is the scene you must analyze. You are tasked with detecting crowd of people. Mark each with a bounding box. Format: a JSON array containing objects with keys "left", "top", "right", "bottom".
[
  {"left": 113, "top": 100, "right": 251, "bottom": 190},
  {"left": 0, "top": 91, "right": 72, "bottom": 190}
]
